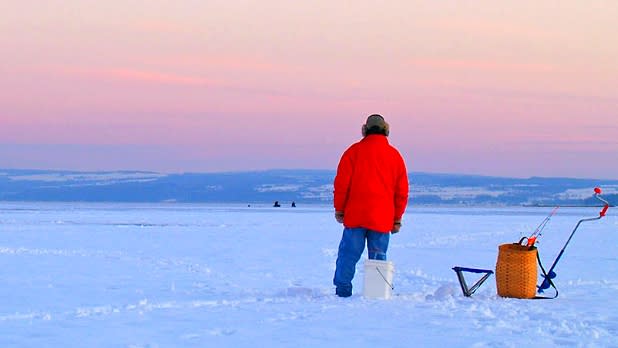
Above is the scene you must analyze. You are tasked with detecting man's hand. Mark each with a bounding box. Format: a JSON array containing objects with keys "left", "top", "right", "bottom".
[
  {"left": 391, "top": 220, "right": 402, "bottom": 234},
  {"left": 335, "top": 211, "right": 344, "bottom": 223}
]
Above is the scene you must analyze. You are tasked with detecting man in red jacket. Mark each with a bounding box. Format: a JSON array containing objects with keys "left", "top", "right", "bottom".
[{"left": 333, "top": 114, "right": 409, "bottom": 297}]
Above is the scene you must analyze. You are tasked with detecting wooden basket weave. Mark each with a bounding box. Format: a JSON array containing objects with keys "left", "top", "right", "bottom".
[{"left": 495, "top": 243, "right": 538, "bottom": 299}]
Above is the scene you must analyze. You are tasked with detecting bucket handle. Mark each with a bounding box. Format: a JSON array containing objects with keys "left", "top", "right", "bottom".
[{"left": 376, "top": 267, "right": 394, "bottom": 290}]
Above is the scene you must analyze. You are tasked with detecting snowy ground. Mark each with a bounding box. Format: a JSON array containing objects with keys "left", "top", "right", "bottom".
[{"left": 1, "top": 202, "right": 617, "bottom": 347}]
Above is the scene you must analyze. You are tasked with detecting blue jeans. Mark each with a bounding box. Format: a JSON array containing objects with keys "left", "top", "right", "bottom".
[{"left": 333, "top": 227, "right": 390, "bottom": 297}]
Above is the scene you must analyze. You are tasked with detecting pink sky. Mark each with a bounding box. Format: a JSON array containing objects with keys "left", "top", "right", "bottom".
[{"left": 1, "top": 1, "right": 617, "bottom": 178}]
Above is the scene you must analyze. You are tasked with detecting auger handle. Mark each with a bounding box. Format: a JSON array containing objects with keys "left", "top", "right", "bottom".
[
  {"left": 600, "top": 205, "right": 609, "bottom": 217},
  {"left": 594, "top": 187, "right": 610, "bottom": 217}
]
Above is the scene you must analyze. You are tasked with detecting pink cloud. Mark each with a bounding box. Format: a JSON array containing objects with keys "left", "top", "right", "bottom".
[
  {"left": 141, "top": 54, "right": 285, "bottom": 74},
  {"left": 425, "top": 18, "right": 559, "bottom": 42},
  {"left": 106, "top": 68, "right": 212, "bottom": 85},
  {"left": 409, "top": 58, "right": 555, "bottom": 74},
  {"left": 59, "top": 66, "right": 220, "bottom": 86}
]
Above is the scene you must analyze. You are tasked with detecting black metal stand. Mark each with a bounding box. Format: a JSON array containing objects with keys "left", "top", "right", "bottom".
[{"left": 452, "top": 266, "right": 494, "bottom": 297}]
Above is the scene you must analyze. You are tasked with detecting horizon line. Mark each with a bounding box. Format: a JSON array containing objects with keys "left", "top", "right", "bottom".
[{"left": 1, "top": 167, "right": 616, "bottom": 182}]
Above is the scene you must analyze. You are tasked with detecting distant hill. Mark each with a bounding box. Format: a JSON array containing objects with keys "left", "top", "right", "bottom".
[{"left": 0, "top": 168, "right": 616, "bottom": 206}]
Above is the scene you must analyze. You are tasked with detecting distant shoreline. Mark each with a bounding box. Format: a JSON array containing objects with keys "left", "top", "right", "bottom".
[
  {"left": 522, "top": 204, "right": 615, "bottom": 208},
  {"left": 1, "top": 168, "right": 616, "bottom": 206}
]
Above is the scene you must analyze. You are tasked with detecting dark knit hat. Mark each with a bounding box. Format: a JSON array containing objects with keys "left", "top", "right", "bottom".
[{"left": 363, "top": 114, "right": 390, "bottom": 136}]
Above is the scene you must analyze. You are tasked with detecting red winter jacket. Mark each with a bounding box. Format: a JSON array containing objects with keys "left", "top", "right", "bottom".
[{"left": 333, "top": 135, "right": 409, "bottom": 233}]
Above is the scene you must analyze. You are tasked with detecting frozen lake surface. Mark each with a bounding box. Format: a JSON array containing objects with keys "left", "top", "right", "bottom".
[{"left": 1, "top": 202, "right": 617, "bottom": 347}]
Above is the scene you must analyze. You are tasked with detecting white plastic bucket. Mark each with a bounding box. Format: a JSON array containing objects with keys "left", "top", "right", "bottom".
[{"left": 363, "top": 259, "right": 395, "bottom": 299}]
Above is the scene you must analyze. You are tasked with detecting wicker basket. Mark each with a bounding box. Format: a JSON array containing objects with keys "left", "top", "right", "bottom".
[{"left": 495, "top": 243, "right": 538, "bottom": 299}]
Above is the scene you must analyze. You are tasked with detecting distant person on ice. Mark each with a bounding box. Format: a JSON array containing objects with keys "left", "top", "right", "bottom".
[{"left": 332, "top": 114, "right": 409, "bottom": 297}]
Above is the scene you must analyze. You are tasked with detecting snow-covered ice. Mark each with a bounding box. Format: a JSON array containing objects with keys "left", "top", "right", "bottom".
[{"left": 1, "top": 202, "right": 617, "bottom": 347}]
